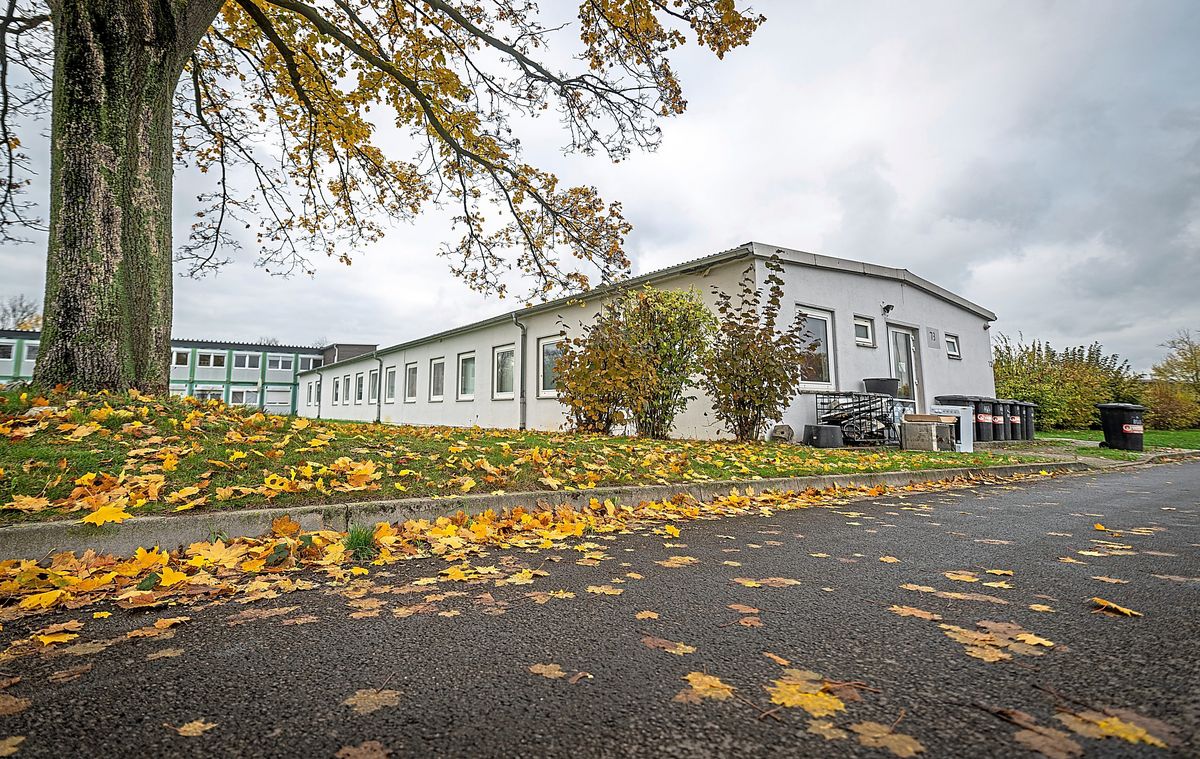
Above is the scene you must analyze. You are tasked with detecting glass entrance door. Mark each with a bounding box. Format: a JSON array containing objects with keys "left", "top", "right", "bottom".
[{"left": 888, "top": 326, "right": 920, "bottom": 415}]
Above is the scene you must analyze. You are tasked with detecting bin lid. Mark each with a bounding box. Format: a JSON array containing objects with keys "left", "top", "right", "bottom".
[{"left": 1096, "top": 403, "right": 1147, "bottom": 410}]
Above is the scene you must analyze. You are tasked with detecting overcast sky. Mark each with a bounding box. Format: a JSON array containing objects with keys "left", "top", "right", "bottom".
[{"left": 3, "top": 0, "right": 1198, "bottom": 370}]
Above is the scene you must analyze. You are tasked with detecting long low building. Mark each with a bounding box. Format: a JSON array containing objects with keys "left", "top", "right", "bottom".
[
  {"left": 0, "top": 331, "right": 375, "bottom": 416},
  {"left": 295, "top": 242, "right": 998, "bottom": 439}
]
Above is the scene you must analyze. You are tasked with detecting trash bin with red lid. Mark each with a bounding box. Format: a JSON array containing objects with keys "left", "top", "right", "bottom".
[{"left": 1096, "top": 403, "right": 1146, "bottom": 451}]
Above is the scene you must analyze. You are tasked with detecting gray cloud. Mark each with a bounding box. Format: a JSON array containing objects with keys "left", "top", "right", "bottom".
[{"left": 1, "top": 0, "right": 1198, "bottom": 370}]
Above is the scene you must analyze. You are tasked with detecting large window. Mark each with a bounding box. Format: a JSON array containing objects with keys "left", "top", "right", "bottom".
[
  {"left": 797, "top": 307, "right": 833, "bottom": 386},
  {"left": 267, "top": 354, "right": 294, "bottom": 371},
  {"left": 333, "top": 377, "right": 341, "bottom": 404},
  {"left": 233, "top": 352, "right": 260, "bottom": 369},
  {"left": 368, "top": 369, "right": 380, "bottom": 404},
  {"left": 854, "top": 316, "right": 875, "bottom": 348},
  {"left": 493, "top": 345, "right": 515, "bottom": 399},
  {"left": 384, "top": 367, "right": 397, "bottom": 403},
  {"left": 197, "top": 351, "right": 225, "bottom": 368},
  {"left": 946, "top": 333, "right": 962, "bottom": 360},
  {"left": 458, "top": 353, "right": 476, "bottom": 401},
  {"left": 404, "top": 363, "right": 418, "bottom": 402},
  {"left": 430, "top": 358, "right": 445, "bottom": 401},
  {"left": 537, "top": 337, "right": 562, "bottom": 397},
  {"left": 230, "top": 388, "right": 259, "bottom": 406},
  {"left": 354, "top": 372, "right": 365, "bottom": 404}
]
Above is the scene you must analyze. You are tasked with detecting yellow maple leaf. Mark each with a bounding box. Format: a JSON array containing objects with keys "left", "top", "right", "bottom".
[
  {"left": 159, "top": 566, "right": 189, "bottom": 588},
  {"left": 36, "top": 632, "right": 78, "bottom": 646},
  {"left": 766, "top": 682, "right": 845, "bottom": 716},
  {"left": 664, "top": 524, "right": 681, "bottom": 538},
  {"left": 81, "top": 505, "right": 133, "bottom": 526},
  {"left": 681, "top": 672, "right": 734, "bottom": 700}
]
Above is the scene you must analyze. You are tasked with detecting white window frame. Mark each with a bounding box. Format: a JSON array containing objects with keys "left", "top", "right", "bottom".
[
  {"left": 404, "top": 362, "right": 418, "bottom": 403},
  {"left": 233, "top": 352, "right": 261, "bottom": 370},
  {"left": 853, "top": 315, "right": 876, "bottom": 348},
  {"left": 332, "top": 377, "right": 341, "bottom": 405},
  {"left": 173, "top": 350, "right": 189, "bottom": 367},
  {"left": 492, "top": 344, "right": 516, "bottom": 400},
  {"left": 429, "top": 358, "right": 445, "bottom": 402},
  {"left": 946, "top": 333, "right": 962, "bottom": 360},
  {"left": 384, "top": 366, "right": 397, "bottom": 403},
  {"left": 354, "top": 372, "right": 365, "bottom": 404},
  {"left": 0, "top": 342, "right": 13, "bottom": 361},
  {"left": 193, "top": 386, "right": 224, "bottom": 402},
  {"left": 368, "top": 368, "right": 380, "bottom": 404},
  {"left": 24, "top": 343, "right": 38, "bottom": 361},
  {"left": 299, "top": 356, "right": 321, "bottom": 371},
  {"left": 343, "top": 375, "right": 351, "bottom": 404},
  {"left": 197, "top": 351, "right": 226, "bottom": 368},
  {"left": 537, "top": 336, "right": 563, "bottom": 398},
  {"left": 796, "top": 305, "right": 836, "bottom": 389},
  {"left": 457, "top": 352, "right": 476, "bottom": 401},
  {"left": 306, "top": 382, "right": 313, "bottom": 406},
  {"left": 267, "top": 354, "right": 294, "bottom": 371},
  {"left": 229, "top": 388, "right": 260, "bottom": 406}
]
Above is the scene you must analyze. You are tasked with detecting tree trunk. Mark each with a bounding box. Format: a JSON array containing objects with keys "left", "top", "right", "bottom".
[{"left": 35, "top": 0, "right": 217, "bottom": 393}]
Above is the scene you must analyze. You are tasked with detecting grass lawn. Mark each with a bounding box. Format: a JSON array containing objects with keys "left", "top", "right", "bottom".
[
  {"left": 1037, "top": 429, "right": 1200, "bottom": 449},
  {"left": 1, "top": 387, "right": 1040, "bottom": 525}
]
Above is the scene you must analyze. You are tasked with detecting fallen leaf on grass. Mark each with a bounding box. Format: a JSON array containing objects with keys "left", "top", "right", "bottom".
[
  {"left": 641, "top": 635, "right": 696, "bottom": 656},
  {"left": 343, "top": 689, "right": 401, "bottom": 715},
  {"left": 850, "top": 721, "right": 925, "bottom": 757},
  {"left": 529, "top": 663, "right": 566, "bottom": 679},
  {"left": 1091, "top": 598, "right": 1142, "bottom": 617},
  {"left": 168, "top": 720, "right": 217, "bottom": 737}
]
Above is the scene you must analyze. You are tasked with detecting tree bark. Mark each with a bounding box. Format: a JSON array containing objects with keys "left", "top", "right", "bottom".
[{"left": 35, "top": 0, "right": 220, "bottom": 393}]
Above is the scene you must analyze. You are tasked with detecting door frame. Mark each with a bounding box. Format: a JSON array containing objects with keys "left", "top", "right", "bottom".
[{"left": 886, "top": 324, "right": 923, "bottom": 413}]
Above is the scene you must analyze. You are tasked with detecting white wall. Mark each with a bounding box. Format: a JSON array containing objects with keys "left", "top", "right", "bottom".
[{"left": 298, "top": 251, "right": 996, "bottom": 440}]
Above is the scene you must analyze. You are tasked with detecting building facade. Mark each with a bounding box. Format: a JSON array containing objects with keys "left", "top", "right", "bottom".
[
  {"left": 1, "top": 331, "right": 375, "bottom": 416},
  {"left": 295, "top": 242, "right": 998, "bottom": 439}
]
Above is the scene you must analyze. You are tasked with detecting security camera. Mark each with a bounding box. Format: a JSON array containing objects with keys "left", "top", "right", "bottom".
[{"left": 881, "top": 303, "right": 895, "bottom": 315}]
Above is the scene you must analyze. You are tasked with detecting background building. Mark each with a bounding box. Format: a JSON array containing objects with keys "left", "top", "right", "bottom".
[
  {"left": 1, "top": 331, "right": 375, "bottom": 416},
  {"left": 296, "top": 242, "right": 998, "bottom": 438}
]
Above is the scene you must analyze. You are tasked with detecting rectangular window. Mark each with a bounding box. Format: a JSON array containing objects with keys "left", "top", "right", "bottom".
[
  {"left": 343, "top": 375, "right": 351, "bottom": 404},
  {"left": 854, "top": 316, "right": 875, "bottom": 348},
  {"left": 173, "top": 350, "right": 189, "bottom": 366},
  {"left": 315, "top": 379, "right": 321, "bottom": 402},
  {"left": 405, "top": 363, "right": 418, "bottom": 402},
  {"left": 266, "top": 389, "right": 291, "bottom": 407},
  {"left": 946, "top": 334, "right": 962, "bottom": 360},
  {"left": 233, "top": 353, "right": 261, "bottom": 369},
  {"left": 306, "top": 383, "right": 313, "bottom": 405},
  {"left": 194, "top": 387, "right": 224, "bottom": 402},
  {"left": 368, "top": 369, "right": 380, "bottom": 404},
  {"left": 230, "top": 388, "right": 260, "bottom": 406},
  {"left": 493, "top": 345, "right": 515, "bottom": 399},
  {"left": 430, "top": 358, "right": 445, "bottom": 401},
  {"left": 797, "top": 307, "right": 833, "bottom": 386},
  {"left": 354, "top": 372, "right": 364, "bottom": 404},
  {"left": 267, "top": 354, "right": 294, "bottom": 371},
  {"left": 25, "top": 344, "right": 38, "bottom": 361},
  {"left": 299, "top": 356, "right": 322, "bottom": 371},
  {"left": 0, "top": 343, "right": 14, "bottom": 360},
  {"left": 333, "top": 377, "right": 341, "bottom": 404},
  {"left": 537, "top": 337, "right": 563, "bottom": 396},
  {"left": 457, "top": 353, "right": 476, "bottom": 401},
  {"left": 384, "top": 367, "right": 397, "bottom": 403},
  {"left": 197, "top": 352, "right": 225, "bottom": 368}
]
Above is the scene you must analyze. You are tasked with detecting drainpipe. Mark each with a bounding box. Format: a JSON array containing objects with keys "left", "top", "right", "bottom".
[
  {"left": 512, "top": 313, "right": 528, "bottom": 430},
  {"left": 374, "top": 352, "right": 384, "bottom": 423}
]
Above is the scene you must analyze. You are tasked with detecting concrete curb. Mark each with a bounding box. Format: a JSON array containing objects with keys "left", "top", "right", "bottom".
[{"left": 0, "top": 462, "right": 1091, "bottom": 561}]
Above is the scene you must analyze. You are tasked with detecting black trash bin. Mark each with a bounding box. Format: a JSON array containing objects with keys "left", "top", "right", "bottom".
[
  {"left": 1003, "top": 400, "right": 1022, "bottom": 440},
  {"left": 1097, "top": 403, "right": 1146, "bottom": 451},
  {"left": 1022, "top": 402, "right": 1038, "bottom": 440},
  {"left": 973, "top": 397, "right": 993, "bottom": 442},
  {"left": 991, "top": 399, "right": 1009, "bottom": 441}
]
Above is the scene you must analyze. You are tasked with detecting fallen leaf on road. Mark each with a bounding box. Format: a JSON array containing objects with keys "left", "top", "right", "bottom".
[
  {"left": 0, "top": 695, "right": 30, "bottom": 716},
  {"left": 1091, "top": 576, "right": 1128, "bottom": 585},
  {"left": 888, "top": 605, "right": 942, "bottom": 621},
  {"left": 1056, "top": 710, "right": 1169, "bottom": 747},
  {"left": 585, "top": 585, "right": 622, "bottom": 596},
  {"left": 634, "top": 611, "right": 659, "bottom": 620},
  {"left": 147, "top": 648, "right": 184, "bottom": 660},
  {"left": 850, "top": 721, "right": 925, "bottom": 757},
  {"left": 763, "top": 652, "right": 790, "bottom": 666},
  {"left": 944, "top": 571, "right": 979, "bottom": 583},
  {"left": 567, "top": 671, "right": 593, "bottom": 684},
  {"left": 281, "top": 614, "right": 320, "bottom": 625},
  {"left": 0, "top": 737, "right": 23, "bottom": 757},
  {"left": 808, "top": 720, "right": 848, "bottom": 741},
  {"left": 1029, "top": 604, "right": 1056, "bottom": 613},
  {"left": 48, "top": 664, "right": 92, "bottom": 683},
  {"left": 738, "top": 616, "right": 763, "bottom": 628},
  {"left": 673, "top": 672, "right": 734, "bottom": 702},
  {"left": 879, "top": 556, "right": 900, "bottom": 563},
  {"left": 985, "top": 569, "right": 1014, "bottom": 576},
  {"left": 728, "top": 604, "right": 759, "bottom": 614},
  {"left": 226, "top": 606, "right": 299, "bottom": 626},
  {"left": 641, "top": 635, "right": 696, "bottom": 656},
  {"left": 1091, "top": 598, "right": 1142, "bottom": 617},
  {"left": 529, "top": 663, "right": 566, "bottom": 679},
  {"left": 343, "top": 689, "right": 401, "bottom": 715},
  {"left": 169, "top": 720, "right": 217, "bottom": 737},
  {"left": 335, "top": 740, "right": 391, "bottom": 759}
]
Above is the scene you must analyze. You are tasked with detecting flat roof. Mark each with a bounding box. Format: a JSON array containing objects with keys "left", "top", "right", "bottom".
[
  {"left": 301, "top": 241, "right": 996, "bottom": 375},
  {"left": 1, "top": 330, "right": 327, "bottom": 354}
]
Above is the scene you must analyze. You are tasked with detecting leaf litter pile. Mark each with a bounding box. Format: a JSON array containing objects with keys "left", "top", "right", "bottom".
[{"left": 0, "top": 395, "right": 1186, "bottom": 756}]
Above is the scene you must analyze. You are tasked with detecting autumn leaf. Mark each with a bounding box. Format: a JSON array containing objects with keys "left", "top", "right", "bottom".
[
  {"left": 674, "top": 672, "right": 734, "bottom": 702},
  {"left": 19, "top": 589, "right": 65, "bottom": 610},
  {"left": 1091, "top": 576, "right": 1129, "bottom": 585},
  {"left": 879, "top": 556, "right": 900, "bottom": 563},
  {"left": 529, "top": 663, "right": 566, "bottom": 679},
  {"left": 763, "top": 652, "right": 790, "bottom": 666},
  {"left": 640, "top": 635, "right": 696, "bottom": 656},
  {"left": 634, "top": 610, "right": 659, "bottom": 620},
  {"left": 343, "top": 689, "right": 401, "bottom": 715},
  {"left": 0, "top": 737, "right": 25, "bottom": 757},
  {"left": 1091, "top": 597, "right": 1142, "bottom": 617},
  {"left": 159, "top": 566, "right": 189, "bottom": 588},
  {"left": 850, "top": 721, "right": 925, "bottom": 757},
  {"left": 808, "top": 720, "right": 848, "bottom": 741},
  {"left": 586, "top": 584, "right": 622, "bottom": 596},
  {"left": 169, "top": 720, "right": 217, "bottom": 737},
  {"left": 81, "top": 504, "right": 133, "bottom": 526},
  {"left": 888, "top": 605, "right": 942, "bottom": 621}
]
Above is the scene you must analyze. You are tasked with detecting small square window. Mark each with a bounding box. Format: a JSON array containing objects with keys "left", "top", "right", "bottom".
[
  {"left": 946, "top": 334, "right": 962, "bottom": 359},
  {"left": 234, "top": 353, "right": 260, "bottom": 369},
  {"left": 0, "top": 343, "right": 13, "bottom": 360},
  {"left": 198, "top": 353, "right": 211, "bottom": 367},
  {"left": 854, "top": 316, "right": 875, "bottom": 347},
  {"left": 173, "top": 350, "right": 189, "bottom": 366}
]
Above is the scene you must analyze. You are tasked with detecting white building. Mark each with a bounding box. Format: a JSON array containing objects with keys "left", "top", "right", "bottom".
[{"left": 296, "top": 242, "right": 997, "bottom": 439}]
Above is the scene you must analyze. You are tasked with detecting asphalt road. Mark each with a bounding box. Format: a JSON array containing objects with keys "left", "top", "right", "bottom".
[{"left": 3, "top": 460, "right": 1199, "bottom": 758}]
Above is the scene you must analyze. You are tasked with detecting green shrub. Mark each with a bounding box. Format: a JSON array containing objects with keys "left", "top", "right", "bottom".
[
  {"left": 1144, "top": 380, "right": 1200, "bottom": 430},
  {"left": 344, "top": 523, "right": 378, "bottom": 561}
]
